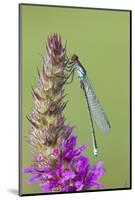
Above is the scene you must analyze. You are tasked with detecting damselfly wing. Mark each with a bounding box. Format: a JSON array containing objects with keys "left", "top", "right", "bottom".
[{"left": 82, "top": 76, "right": 111, "bottom": 134}]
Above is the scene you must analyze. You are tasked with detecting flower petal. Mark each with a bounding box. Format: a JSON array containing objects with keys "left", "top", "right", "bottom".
[
  {"left": 91, "top": 161, "right": 106, "bottom": 180},
  {"left": 74, "top": 181, "right": 84, "bottom": 191},
  {"left": 27, "top": 174, "right": 42, "bottom": 184},
  {"left": 40, "top": 183, "right": 52, "bottom": 192},
  {"left": 23, "top": 167, "right": 36, "bottom": 174},
  {"left": 63, "top": 170, "right": 76, "bottom": 180},
  {"left": 72, "top": 155, "right": 90, "bottom": 173},
  {"left": 73, "top": 144, "right": 88, "bottom": 156}
]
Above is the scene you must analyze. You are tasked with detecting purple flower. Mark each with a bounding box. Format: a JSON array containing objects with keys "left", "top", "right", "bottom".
[
  {"left": 23, "top": 167, "right": 43, "bottom": 184},
  {"left": 23, "top": 134, "right": 106, "bottom": 192},
  {"left": 71, "top": 156, "right": 105, "bottom": 190},
  {"left": 85, "top": 161, "right": 106, "bottom": 188},
  {"left": 62, "top": 134, "right": 87, "bottom": 161},
  {"left": 71, "top": 155, "right": 90, "bottom": 174}
]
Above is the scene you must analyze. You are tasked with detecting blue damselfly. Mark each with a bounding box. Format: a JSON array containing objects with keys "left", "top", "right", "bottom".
[{"left": 65, "top": 55, "right": 111, "bottom": 156}]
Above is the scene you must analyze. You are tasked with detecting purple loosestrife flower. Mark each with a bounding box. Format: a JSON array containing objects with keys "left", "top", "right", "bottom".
[
  {"left": 23, "top": 134, "right": 105, "bottom": 192},
  {"left": 62, "top": 134, "right": 88, "bottom": 160},
  {"left": 23, "top": 34, "right": 106, "bottom": 192}
]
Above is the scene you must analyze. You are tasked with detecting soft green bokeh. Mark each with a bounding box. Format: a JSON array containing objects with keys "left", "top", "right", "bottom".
[{"left": 20, "top": 4, "right": 130, "bottom": 194}]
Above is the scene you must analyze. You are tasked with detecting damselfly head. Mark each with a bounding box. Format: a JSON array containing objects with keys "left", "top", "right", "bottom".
[{"left": 71, "top": 54, "right": 79, "bottom": 62}]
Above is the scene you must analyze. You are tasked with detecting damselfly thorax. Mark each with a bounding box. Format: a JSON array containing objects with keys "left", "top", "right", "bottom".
[{"left": 64, "top": 54, "right": 111, "bottom": 156}]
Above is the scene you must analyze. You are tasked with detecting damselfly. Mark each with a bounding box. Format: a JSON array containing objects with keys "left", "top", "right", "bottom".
[{"left": 64, "top": 54, "right": 111, "bottom": 156}]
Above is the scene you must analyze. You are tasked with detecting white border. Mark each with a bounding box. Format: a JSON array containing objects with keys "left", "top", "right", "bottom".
[{"left": 0, "top": 0, "right": 134, "bottom": 199}]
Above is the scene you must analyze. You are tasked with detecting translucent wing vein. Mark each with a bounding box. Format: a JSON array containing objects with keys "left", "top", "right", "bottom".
[{"left": 82, "top": 76, "right": 111, "bottom": 134}]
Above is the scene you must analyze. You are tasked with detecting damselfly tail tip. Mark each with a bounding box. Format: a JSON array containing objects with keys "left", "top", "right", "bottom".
[{"left": 93, "top": 148, "right": 98, "bottom": 157}]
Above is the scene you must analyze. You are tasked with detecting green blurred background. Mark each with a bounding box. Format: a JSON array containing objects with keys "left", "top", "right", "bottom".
[{"left": 20, "top": 4, "right": 130, "bottom": 194}]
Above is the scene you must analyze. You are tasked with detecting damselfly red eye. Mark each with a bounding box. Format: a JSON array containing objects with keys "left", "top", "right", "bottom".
[{"left": 71, "top": 54, "right": 79, "bottom": 62}]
